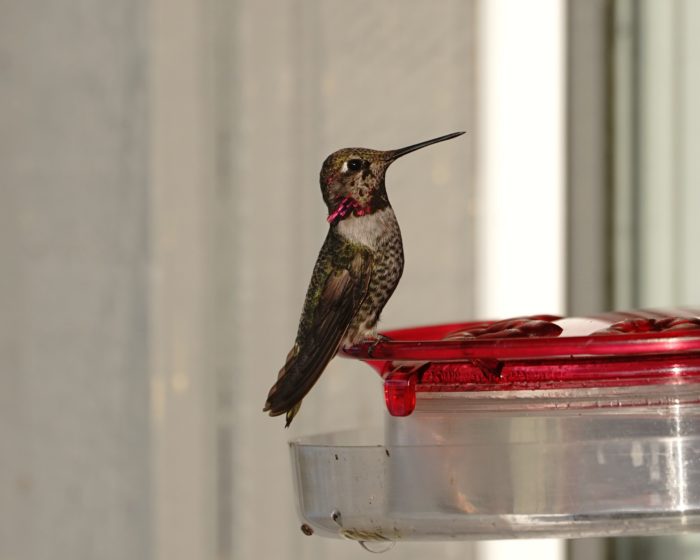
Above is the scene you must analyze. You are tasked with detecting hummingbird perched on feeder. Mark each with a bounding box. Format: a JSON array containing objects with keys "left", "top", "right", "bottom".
[{"left": 264, "top": 132, "right": 465, "bottom": 426}]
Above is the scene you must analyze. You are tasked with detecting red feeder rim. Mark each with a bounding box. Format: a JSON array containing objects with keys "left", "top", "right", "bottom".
[{"left": 340, "top": 308, "right": 700, "bottom": 417}]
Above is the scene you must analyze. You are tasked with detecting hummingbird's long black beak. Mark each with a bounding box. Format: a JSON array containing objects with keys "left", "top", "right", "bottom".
[{"left": 386, "top": 131, "right": 465, "bottom": 162}]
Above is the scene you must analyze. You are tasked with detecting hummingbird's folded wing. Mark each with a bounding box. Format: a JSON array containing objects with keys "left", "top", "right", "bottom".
[{"left": 264, "top": 250, "right": 372, "bottom": 426}]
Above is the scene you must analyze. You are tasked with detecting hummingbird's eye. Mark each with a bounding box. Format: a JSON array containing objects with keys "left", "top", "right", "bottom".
[{"left": 347, "top": 159, "right": 363, "bottom": 172}]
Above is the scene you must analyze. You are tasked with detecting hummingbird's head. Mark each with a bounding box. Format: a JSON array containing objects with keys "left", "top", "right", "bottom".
[
  {"left": 319, "top": 132, "right": 465, "bottom": 225},
  {"left": 320, "top": 147, "right": 387, "bottom": 213}
]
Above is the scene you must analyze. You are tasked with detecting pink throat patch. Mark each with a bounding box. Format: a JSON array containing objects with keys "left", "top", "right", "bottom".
[{"left": 327, "top": 197, "right": 372, "bottom": 225}]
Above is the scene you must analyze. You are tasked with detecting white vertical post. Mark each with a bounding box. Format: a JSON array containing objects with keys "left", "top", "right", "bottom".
[
  {"left": 476, "top": 0, "right": 566, "bottom": 557},
  {"left": 476, "top": 0, "right": 566, "bottom": 320}
]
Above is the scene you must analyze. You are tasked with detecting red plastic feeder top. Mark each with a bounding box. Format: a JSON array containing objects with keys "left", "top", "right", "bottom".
[{"left": 341, "top": 308, "right": 700, "bottom": 417}]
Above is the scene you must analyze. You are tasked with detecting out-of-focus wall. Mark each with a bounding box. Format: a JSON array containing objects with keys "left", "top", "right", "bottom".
[
  {"left": 0, "top": 3, "right": 150, "bottom": 559},
  {"left": 0, "top": 1, "right": 478, "bottom": 559}
]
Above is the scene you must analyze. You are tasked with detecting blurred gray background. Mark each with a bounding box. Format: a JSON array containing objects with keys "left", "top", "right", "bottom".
[{"left": 2, "top": 0, "right": 699, "bottom": 559}]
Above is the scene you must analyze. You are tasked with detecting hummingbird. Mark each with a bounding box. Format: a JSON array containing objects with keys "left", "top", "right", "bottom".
[{"left": 264, "top": 132, "right": 465, "bottom": 426}]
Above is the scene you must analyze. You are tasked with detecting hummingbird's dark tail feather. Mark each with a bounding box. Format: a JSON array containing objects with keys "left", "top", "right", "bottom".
[
  {"left": 263, "top": 283, "right": 360, "bottom": 424},
  {"left": 264, "top": 250, "right": 373, "bottom": 427},
  {"left": 264, "top": 336, "right": 344, "bottom": 427}
]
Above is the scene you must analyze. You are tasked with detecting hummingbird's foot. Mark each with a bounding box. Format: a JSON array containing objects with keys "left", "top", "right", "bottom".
[{"left": 367, "top": 334, "right": 392, "bottom": 358}]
